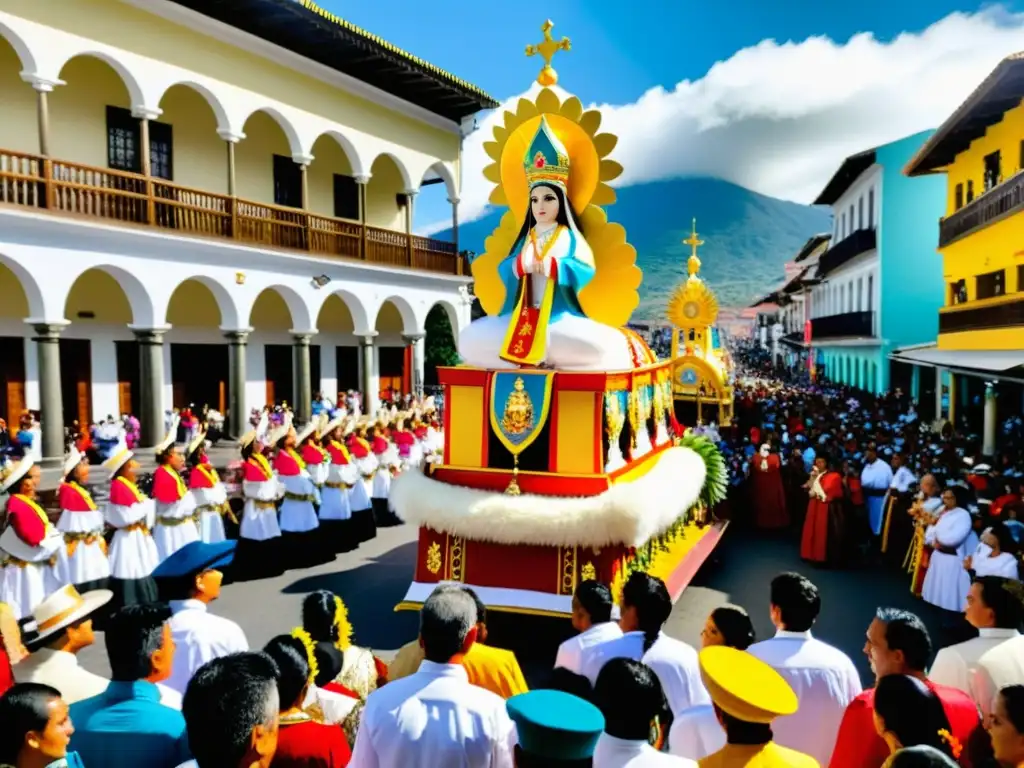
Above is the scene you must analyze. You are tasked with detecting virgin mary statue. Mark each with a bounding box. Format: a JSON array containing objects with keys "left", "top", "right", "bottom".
[{"left": 458, "top": 117, "right": 636, "bottom": 371}]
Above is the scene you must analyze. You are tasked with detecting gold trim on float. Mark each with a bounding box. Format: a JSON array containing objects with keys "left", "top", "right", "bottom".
[{"left": 393, "top": 600, "right": 570, "bottom": 619}]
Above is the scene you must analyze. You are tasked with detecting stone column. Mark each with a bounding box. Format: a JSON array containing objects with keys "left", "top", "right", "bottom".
[
  {"left": 983, "top": 382, "right": 997, "bottom": 457},
  {"left": 403, "top": 334, "right": 425, "bottom": 396},
  {"left": 224, "top": 329, "right": 250, "bottom": 438},
  {"left": 292, "top": 333, "right": 313, "bottom": 424},
  {"left": 32, "top": 82, "right": 53, "bottom": 157},
  {"left": 360, "top": 334, "right": 377, "bottom": 416},
  {"left": 133, "top": 328, "right": 167, "bottom": 448},
  {"left": 218, "top": 130, "right": 244, "bottom": 196},
  {"left": 449, "top": 196, "right": 460, "bottom": 272},
  {"left": 32, "top": 322, "right": 66, "bottom": 466}
]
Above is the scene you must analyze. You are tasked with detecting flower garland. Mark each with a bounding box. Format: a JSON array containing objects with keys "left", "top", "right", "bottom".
[
  {"left": 290, "top": 627, "right": 319, "bottom": 686},
  {"left": 938, "top": 728, "right": 962, "bottom": 760},
  {"left": 334, "top": 595, "right": 354, "bottom": 651}
]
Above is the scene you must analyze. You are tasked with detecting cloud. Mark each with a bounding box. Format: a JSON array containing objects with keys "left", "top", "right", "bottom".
[{"left": 420, "top": 6, "right": 1024, "bottom": 235}]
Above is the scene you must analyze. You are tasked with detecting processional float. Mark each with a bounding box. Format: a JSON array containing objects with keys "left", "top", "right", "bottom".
[{"left": 391, "top": 21, "right": 728, "bottom": 617}]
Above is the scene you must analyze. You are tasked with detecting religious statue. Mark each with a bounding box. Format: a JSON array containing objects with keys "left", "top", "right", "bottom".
[{"left": 501, "top": 377, "right": 534, "bottom": 435}]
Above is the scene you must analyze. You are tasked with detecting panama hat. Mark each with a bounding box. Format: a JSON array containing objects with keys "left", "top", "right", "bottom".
[
  {"left": 0, "top": 457, "right": 34, "bottom": 494},
  {"left": 102, "top": 440, "right": 134, "bottom": 476},
  {"left": 295, "top": 419, "right": 318, "bottom": 445},
  {"left": 62, "top": 445, "right": 85, "bottom": 478},
  {"left": 266, "top": 412, "right": 293, "bottom": 446},
  {"left": 29, "top": 584, "right": 112, "bottom": 643},
  {"left": 154, "top": 414, "right": 181, "bottom": 456},
  {"left": 323, "top": 413, "right": 345, "bottom": 437}
]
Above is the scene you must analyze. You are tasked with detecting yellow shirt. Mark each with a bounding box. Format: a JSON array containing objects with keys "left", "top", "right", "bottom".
[
  {"left": 385, "top": 640, "right": 529, "bottom": 700},
  {"left": 699, "top": 742, "right": 820, "bottom": 768}
]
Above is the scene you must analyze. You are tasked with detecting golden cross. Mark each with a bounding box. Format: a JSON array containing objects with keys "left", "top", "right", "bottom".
[
  {"left": 525, "top": 20, "right": 571, "bottom": 87},
  {"left": 683, "top": 218, "right": 704, "bottom": 276}
]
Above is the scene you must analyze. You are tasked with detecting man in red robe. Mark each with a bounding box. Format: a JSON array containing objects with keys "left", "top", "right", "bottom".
[
  {"left": 752, "top": 444, "right": 789, "bottom": 529},
  {"left": 800, "top": 454, "right": 847, "bottom": 564},
  {"left": 829, "top": 607, "right": 979, "bottom": 768}
]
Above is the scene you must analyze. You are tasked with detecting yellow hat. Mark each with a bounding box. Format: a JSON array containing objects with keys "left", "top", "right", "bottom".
[{"left": 698, "top": 646, "right": 797, "bottom": 724}]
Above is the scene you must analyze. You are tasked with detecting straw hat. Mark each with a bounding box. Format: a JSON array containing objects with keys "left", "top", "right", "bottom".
[
  {"left": 187, "top": 428, "right": 208, "bottom": 457},
  {"left": 295, "top": 419, "right": 318, "bottom": 445},
  {"left": 323, "top": 414, "right": 345, "bottom": 437},
  {"left": 154, "top": 414, "right": 181, "bottom": 456},
  {"left": 29, "top": 584, "right": 113, "bottom": 643},
  {"left": 341, "top": 417, "right": 357, "bottom": 438},
  {"left": 0, "top": 457, "right": 34, "bottom": 493},
  {"left": 62, "top": 445, "right": 85, "bottom": 478}
]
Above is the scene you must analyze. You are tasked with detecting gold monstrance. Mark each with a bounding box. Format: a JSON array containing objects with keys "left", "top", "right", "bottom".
[
  {"left": 683, "top": 217, "right": 704, "bottom": 279},
  {"left": 525, "top": 20, "right": 571, "bottom": 86}
]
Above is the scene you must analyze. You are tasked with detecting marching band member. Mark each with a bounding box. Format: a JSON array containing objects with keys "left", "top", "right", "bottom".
[
  {"left": 392, "top": 413, "right": 422, "bottom": 471},
  {"left": 233, "top": 415, "right": 284, "bottom": 582},
  {"left": 187, "top": 429, "right": 231, "bottom": 545},
  {"left": 274, "top": 416, "right": 330, "bottom": 569},
  {"left": 151, "top": 418, "right": 200, "bottom": 562},
  {"left": 370, "top": 418, "right": 398, "bottom": 527},
  {"left": 0, "top": 457, "right": 66, "bottom": 619},
  {"left": 57, "top": 446, "right": 110, "bottom": 593},
  {"left": 102, "top": 444, "right": 160, "bottom": 609},
  {"left": 347, "top": 420, "right": 378, "bottom": 543},
  {"left": 319, "top": 415, "right": 357, "bottom": 553},
  {"left": 301, "top": 414, "right": 331, "bottom": 502}
]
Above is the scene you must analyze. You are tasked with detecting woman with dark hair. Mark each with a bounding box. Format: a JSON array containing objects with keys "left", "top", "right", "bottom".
[
  {"left": 873, "top": 674, "right": 956, "bottom": 760},
  {"left": 986, "top": 684, "right": 1024, "bottom": 766},
  {"left": 261, "top": 635, "right": 351, "bottom": 767},
  {"left": 0, "top": 683, "right": 84, "bottom": 767},
  {"left": 456, "top": 117, "right": 637, "bottom": 371},
  {"left": 233, "top": 419, "right": 284, "bottom": 582},
  {"left": 56, "top": 446, "right": 110, "bottom": 594},
  {"left": 883, "top": 745, "right": 960, "bottom": 767},
  {"left": 669, "top": 605, "right": 756, "bottom": 760},
  {"left": 301, "top": 590, "right": 387, "bottom": 700},
  {"left": 800, "top": 452, "right": 848, "bottom": 565},
  {"left": 967, "top": 522, "right": 1020, "bottom": 580},
  {"left": 580, "top": 573, "right": 709, "bottom": 733}
]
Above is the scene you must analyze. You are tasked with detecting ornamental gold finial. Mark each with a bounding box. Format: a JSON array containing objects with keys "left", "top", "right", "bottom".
[
  {"left": 525, "top": 20, "right": 571, "bottom": 87},
  {"left": 684, "top": 218, "right": 704, "bottom": 277}
]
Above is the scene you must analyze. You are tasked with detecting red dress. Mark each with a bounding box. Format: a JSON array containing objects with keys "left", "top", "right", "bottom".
[
  {"left": 751, "top": 454, "right": 789, "bottom": 529},
  {"left": 829, "top": 681, "right": 978, "bottom": 768},
  {"left": 271, "top": 717, "right": 351, "bottom": 767},
  {"left": 800, "top": 470, "right": 846, "bottom": 564},
  {"left": 151, "top": 464, "right": 187, "bottom": 505}
]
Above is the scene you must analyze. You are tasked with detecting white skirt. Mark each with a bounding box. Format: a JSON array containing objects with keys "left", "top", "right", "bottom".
[
  {"left": 922, "top": 550, "right": 972, "bottom": 612},
  {"left": 198, "top": 508, "right": 227, "bottom": 544},
  {"left": 154, "top": 518, "right": 201, "bottom": 563},
  {"left": 320, "top": 485, "right": 352, "bottom": 521},
  {"left": 109, "top": 528, "right": 160, "bottom": 580},
  {"left": 240, "top": 501, "right": 281, "bottom": 542},
  {"left": 57, "top": 510, "right": 110, "bottom": 586},
  {"left": 280, "top": 499, "right": 319, "bottom": 534}
]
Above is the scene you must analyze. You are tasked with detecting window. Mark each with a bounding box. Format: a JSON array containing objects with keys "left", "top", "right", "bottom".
[
  {"left": 966, "top": 180, "right": 974, "bottom": 203},
  {"left": 858, "top": 197, "right": 864, "bottom": 229},
  {"left": 868, "top": 188, "right": 874, "bottom": 228},
  {"left": 272, "top": 155, "right": 302, "bottom": 209},
  {"left": 867, "top": 275, "right": 873, "bottom": 312},
  {"left": 857, "top": 277, "right": 863, "bottom": 310},
  {"left": 976, "top": 270, "right": 1005, "bottom": 300},
  {"left": 949, "top": 279, "right": 967, "bottom": 305},
  {"left": 106, "top": 106, "right": 173, "bottom": 179},
  {"left": 847, "top": 283, "right": 853, "bottom": 313},
  {"left": 333, "top": 174, "right": 359, "bottom": 220},
  {"left": 954, "top": 183, "right": 964, "bottom": 211},
  {"left": 983, "top": 150, "right": 1001, "bottom": 192},
  {"left": 1018, "top": 264, "right": 1024, "bottom": 293}
]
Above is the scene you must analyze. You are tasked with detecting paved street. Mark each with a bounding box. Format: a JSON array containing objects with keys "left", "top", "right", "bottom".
[{"left": 78, "top": 520, "right": 953, "bottom": 689}]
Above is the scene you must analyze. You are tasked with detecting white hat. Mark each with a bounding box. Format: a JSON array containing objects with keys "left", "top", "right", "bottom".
[
  {"left": 323, "top": 414, "right": 345, "bottom": 437},
  {"left": 62, "top": 445, "right": 84, "bottom": 478},
  {"left": 102, "top": 439, "right": 134, "bottom": 476},
  {"left": 341, "top": 417, "right": 357, "bottom": 437},
  {"left": 266, "top": 412, "right": 293, "bottom": 446},
  {"left": 295, "top": 420, "right": 317, "bottom": 445},
  {"left": 154, "top": 415, "right": 181, "bottom": 455},
  {"left": 187, "top": 428, "right": 208, "bottom": 457},
  {"left": 0, "top": 457, "right": 34, "bottom": 494},
  {"left": 30, "top": 584, "right": 112, "bottom": 643}
]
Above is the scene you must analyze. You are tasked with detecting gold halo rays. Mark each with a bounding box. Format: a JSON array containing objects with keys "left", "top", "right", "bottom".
[{"left": 667, "top": 279, "right": 719, "bottom": 330}]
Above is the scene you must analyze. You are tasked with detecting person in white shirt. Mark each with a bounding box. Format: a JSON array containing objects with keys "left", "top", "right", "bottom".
[
  {"left": 966, "top": 523, "right": 1020, "bottom": 580},
  {"left": 152, "top": 540, "right": 248, "bottom": 696},
  {"left": 921, "top": 488, "right": 975, "bottom": 613},
  {"left": 861, "top": 445, "right": 894, "bottom": 537},
  {"left": 929, "top": 575, "right": 1024, "bottom": 717},
  {"left": 177, "top": 652, "right": 280, "bottom": 768},
  {"left": 579, "top": 573, "right": 709, "bottom": 723},
  {"left": 554, "top": 580, "right": 622, "bottom": 677},
  {"left": 747, "top": 571, "right": 862, "bottom": 765},
  {"left": 349, "top": 584, "right": 516, "bottom": 767},
  {"left": 592, "top": 658, "right": 696, "bottom": 766}
]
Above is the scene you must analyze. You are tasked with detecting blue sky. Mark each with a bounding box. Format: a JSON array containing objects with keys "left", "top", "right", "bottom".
[{"left": 315, "top": 0, "right": 1024, "bottom": 230}]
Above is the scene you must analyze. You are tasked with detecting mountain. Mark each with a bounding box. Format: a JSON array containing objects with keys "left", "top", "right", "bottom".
[{"left": 440, "top": 177, "right": 831, "bottom": 323}]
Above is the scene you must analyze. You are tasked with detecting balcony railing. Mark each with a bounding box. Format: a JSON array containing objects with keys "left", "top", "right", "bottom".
[
  {"left": 939, "top": 172, "right": 1024, "bottom": 248},
  {"left": 939, "top": 295, "right": 1024, "bottom": 334},
  {"left": 0, "top": 148, "right": 462, "bottom": 275},
  {"left": 811, "top": 310, "right": 876, "bottom": 340},
  {"left": 817, "top": 228, "right": 877, "bottom": 277}
]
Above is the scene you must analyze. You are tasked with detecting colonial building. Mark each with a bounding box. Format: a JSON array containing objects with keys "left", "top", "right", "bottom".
[
  {"left": 773, "top": 233, "right": 830, "bottom": 373},
  {"left": 894, "top": 52, "right": 1024, "bottom": 450},
  {"left": 0, "top": 0, "right": 497, "bottom": 460},
  {"left": 808, "top": 132, "right": 946, "bottom": 394}
]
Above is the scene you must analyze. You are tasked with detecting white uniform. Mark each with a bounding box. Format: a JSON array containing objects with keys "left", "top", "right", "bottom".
[
  {"left": 747, "top": 630, "right": 862, "bottom": 766},
  {"left": 929, "top": 629, "right": 1024, "bottom": 717},
  {"left": 593, "top": 733, "right": 697, "bottom": 766},
  {"left": 921, "top": 507, "right": 973, "bottom": 612},
  {"left": 349, "top": 660, "right": 516, "bottom": 768},
  {"left": 163, "top": 599, "right": 248, "bottom": 695},
  {"left": 15, "top": 648, "right": 109, "bottom": 704},
  {"left": 554, "top": 621, "right": 623, "bottom": 677}
]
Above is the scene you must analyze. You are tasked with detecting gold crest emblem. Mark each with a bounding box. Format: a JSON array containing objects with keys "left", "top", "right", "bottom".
[
  {"left": 501, "top": 377, "right": 535, "bottom": 436},
  {"left": 425, "top": 541, "right": 442, "bottom": 575}
]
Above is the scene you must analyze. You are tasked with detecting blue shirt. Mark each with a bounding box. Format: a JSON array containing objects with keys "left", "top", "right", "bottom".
[{"left": 69, "top": 681, "right": 190, "bottom": 768}]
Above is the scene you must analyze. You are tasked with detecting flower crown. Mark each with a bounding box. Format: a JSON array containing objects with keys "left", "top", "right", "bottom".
[
  {"left": 290, "top": 627, "right": 319, "bottom": 687},
  {"left": 938, "top": 728, "right": 962, "bottom": 760}
]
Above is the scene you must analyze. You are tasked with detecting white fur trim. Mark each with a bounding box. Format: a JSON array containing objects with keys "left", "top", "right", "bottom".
[{"left": 390, "top": 446, "right": 706, "bottom": 549}]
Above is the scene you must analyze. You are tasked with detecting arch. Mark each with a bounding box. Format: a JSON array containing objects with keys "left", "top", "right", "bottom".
[
  {"left": 0, "top": 20, "right": 38, "bottom": 74},
  {"left": 55, "top": 51, "right": 146, "bottom": 109},
  {"left": 63, "top": 265, "right": 157, "bottom": 327},
  {"left": 239, "top": 106, "right": 304, "bottom": 158},
  {"left": 311, "top": 130, "right": 368, "bottom": 179},
  {"left": 373, "top": 295, "right": 418, "bottom": 335},
  {"left": 420, "top": 161, "right": 458, "bottom": 200},
  {"left": 164, "top": 275, "right": 242, "bottom": 330},
  {"left": 315, "top": 288, "right": 371, "bottom": 336},
  {"left": 155, "top": 80, "right": 231, "bottom": 134},
  {"left": 0, "top": 253, "right": 46, "bottom": 319},
  {"left": 369, "top": 151, "right": 414, "bottom": 192},
  {"left": 247, "top": 284, "right": 313, "bottom": 331},
  {"left": 427, "top": 299, "right": 461, "bottom": 343}
]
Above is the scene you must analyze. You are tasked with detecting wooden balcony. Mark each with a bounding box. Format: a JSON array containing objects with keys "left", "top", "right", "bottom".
[
  {"left": 816, "top": 228, "right": 877, "bottom": 277},
  {"left": 939, "top": 171, "right": 1024, "bottom": 248},
  {"left": 939, "top": 295, "right": 1024, "bottom": 334},
  {"left": 0, "top": 149, "right": 462, "bottom": 276}
]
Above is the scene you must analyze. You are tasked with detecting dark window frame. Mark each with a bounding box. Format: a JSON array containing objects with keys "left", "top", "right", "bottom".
[
  {"left": 333, "top": 174, "right": 359, "bottom": 220},
  {"left": 954, "top": 183, "right": 964, "bottom": 211},
  {"left": 105, "top": 106, "right": 173, "bottom": 180},
  {"left": 272, "top": 154, "right": 303, "bottom": 209}
]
